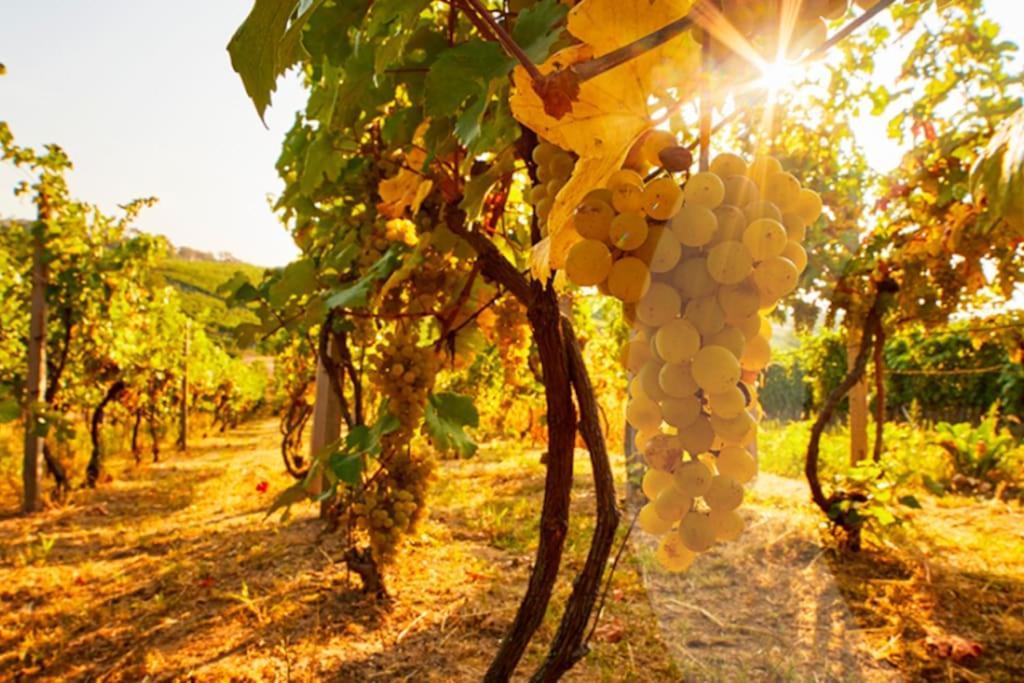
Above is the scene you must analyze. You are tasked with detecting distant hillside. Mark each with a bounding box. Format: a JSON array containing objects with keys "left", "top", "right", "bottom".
[{"left": 154, "top": 252, "right": 267, "bottom": 340}]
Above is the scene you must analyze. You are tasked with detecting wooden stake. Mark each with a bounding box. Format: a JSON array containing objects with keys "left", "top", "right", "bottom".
[
  {"left": 22, "top": 210, "right": 48, "bottom": 513},
  {"left": 847, "top": 329, "right": 869, "bottom": 465},
  {"left": 178, "top": 319, "right": 190, "bottom": 451},
  {"left": 310, "top": 337, "right": 342, "bottom": 519}
]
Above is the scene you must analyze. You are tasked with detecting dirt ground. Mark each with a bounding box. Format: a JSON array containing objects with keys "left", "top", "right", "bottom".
[{"left": 1, "top": 420, "right": 1021, "bottom": 681}]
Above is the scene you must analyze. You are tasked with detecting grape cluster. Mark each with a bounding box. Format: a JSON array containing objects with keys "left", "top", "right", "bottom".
[
  {"left": 350, "top": 325, "right": 440, "bottom": 560},
  {"left": 526, "top": 142, "right": 576, "bottom": 234},
  {"left": 563, "top": 146, "right": 818, "bottom": 572}
]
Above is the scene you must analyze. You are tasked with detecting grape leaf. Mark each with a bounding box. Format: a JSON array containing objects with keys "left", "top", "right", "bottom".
[
  {"left": 424, "top": 40, "right": 514, "bottom": 118},
  {"left": 325, "top": 247, "right": 403, "bottom": 310},
  {"left": 228, "top": 0, "right": 321, "bottom": 121},
  {"left": 424, "top": 392, "right": 479, "bottom": 458},
  {"left": 378, "top": 148, "right": 435, "bottom": 218},
  {"left": 513, "top": 0, "right": 569, "bottom": 63},
  {"left": 0, "top": 398, "right": 19, "bottom": 423},
  {"left": 510, "top": 0, "right": 700, "bottom": 275}
]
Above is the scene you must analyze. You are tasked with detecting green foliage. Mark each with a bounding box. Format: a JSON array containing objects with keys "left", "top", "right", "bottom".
[
  {"left": 933, "top": 406, "right": 1020, "bottom": 485},
  {"left": 424, "top": 392, "right": 480, "bottom": 458},
  {"left": 154, "top": 257, "right": 263, "bottom": 341}
]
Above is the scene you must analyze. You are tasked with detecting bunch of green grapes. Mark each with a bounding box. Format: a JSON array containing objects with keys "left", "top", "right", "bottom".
[
  {"left": 527, "top": 142, "right": 576, "bottom": 235},
  {"left": 566, "top": 146, "right": 818, "bottom": 572},
  {"left": 351, "top": 324, "right": 440, "bottom": 561}
]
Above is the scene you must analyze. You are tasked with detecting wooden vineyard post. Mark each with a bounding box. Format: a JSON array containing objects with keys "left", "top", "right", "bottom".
[
  {"left": 847, "top": 329, "right": 869, "bottom": 465},
  {"left": 178, "top": 319, "right": 190, "bottom": 451},
  {"left": 22, "top": 211, "right": 48, "bottom": 513},
  {"left": 310, "top": 338, "right": 342, "bottom": 519}
]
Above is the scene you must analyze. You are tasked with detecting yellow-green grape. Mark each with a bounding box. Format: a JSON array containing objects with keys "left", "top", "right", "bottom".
[
  {"left": 656, "top": 532, "right": 697, "bottom": 572},
  {"left": 672, "top": 459, "right": 713, "bottom": 498},
  {"left": 546, "top": 178, "right": 566, "bottom": 200},
  {"left": 642, "top": 130, "right": 679, "bottom": 167},
  {"left": 536, "top": 163, "right": 554, "bottom": 184},
  {"left": 608, "top": 168, "right": 645, "bottom": 189},
  {"left": 573, "top": 196, "right": 615, "bottom": 241},
  {"left": 683, "top": 171, "right": 725, "bottom": 208},
  {"left": 782, "top": 240, "right": 808, "bottom": 273},
  {"left": 549, "top": 152, "right": 574, "bottom": 180},
  {"left": 759, "top": 316, "right": 773, "bottom": 340},
  {"left": 643, "top": 432, "right": 683, "bottom": 471},
  {"left": 639, "top": 360, "right": 669, "bottom": 401},
  {"left": 763, "top": 172, "right": 801, "bottom": 212},
  {"left": 639, "top": 502, "right": 675, "bottom": 534},
  {"left": 710, "top": 410, "right": 756, "bottom": 446},
  {"left": 781, "top": 212, "right": 808, "bottom": 241},
  {"left": 634, "top": 428, "right": 659, "bottom": 454},
  {"left": 676, "top": 414, "right": 715, "bottom": 455},
  {"left": 710, "top": 152, "right": 747, "bottom": 178},
  {"left": 819, "top": 0, "right": 850, "bottom": 21},
  {"left": 723, "top": 175, "right": 760, "bottom": 207},
  {"left": 703, "top": 475, "right": 745, "bottom": 512},
  {"left": 736, "top": 312, "right": 762, "bottom": 340},
  {"left": 609, "top": 211, "right": 648, "bottom": 250},
  {"left": 692, "top": 345, "right": 741, "bottom": 394},
  {"left": 640, "top": 226, "right": 683, "bottom": 273},
  {"left": 621, "top": 337, "right": 653, "bottom": 374},
  {"left": 707, "top": 326, "right": 746, "bottom": 359},
  {"left": 708, "top": 508, "right": 745, "bottom": 541},
  {"left": 661, "top": 395, "right": 702, "bottom": 429},
  {"left": 854, "top": 0, "right": 880, "bottom": 10},
  {"left": 536, "top": 197, "right": 554, "bottom": 223},
  {"left": 626, "top": 395, "right": 662, "bottom": 432},
  {"left": 716, "top": 445, "right": 757, "bottom": 483},
  {"left": 740, "top": 333, "right": 771, "bottom": 372},
  {"left": 532, "top": 141, "right": 559, "bottom": 166},
  {"left": 743, "top": 199, "right": 783, "bottom": 224},
  {"left": 671, "top": 257, "right": 717, "bottom": 298},
  {"left": 684, "top": 296, "right": 726, "bottom": 336},
  {"left": 654, "top": 485, "right": 691, "bottom": 522},
  {"left": 607, "top": 257, "right": 651, "bottom": 303},
  {"left": 670, "top": 203, "right": 718, "bottom": 247},
  {"left": 706, "top": 241, "right": 753, "bottom": 285},
  {"left": 706, "top": 385, "right": 746, "bottom": 418},
  {"left": 743, "top": 218, "right": 789, "bottom": 261},
  {"left": 642, "top": 468, "right": 675, "bottom": 500},
  {"left": 610, "top": 176, "right": 645, "bottom": 213},
  {"left": 746, "top": 154, "right": 783, "bottom": 185},
  {"left": 794, "top": 187, "right": 822, "bottom": 225},
  {"left": 628, "top": 375, "right": 647, "bottom": 399},
  {"left": 718, "top": 281, "right": 761, "bottom": 323},
  {"left": 679, "top": 511, "right": 716, "bottom": 552},
  {"left": 642, "top": 176, "right": 684, "bottom": 220},
  {"left": 564, "top": 239, "right": 613, "bottom": 287},
  {"left": 753, "top": 255, "right": 799, "bottom": 301},
  {"left": 636, "top": 282, "right": 681, "bottom": 327},
  {"left": 528, "top": 184, "right": 548, "bottom": 205},
  {"left": 659, "top": 361, "right": 700, "bottom": 398},
  {"left": 712, "top": 204, "right": 747, "bottom": 243},
  {"left": 654, "top": 318, "right": 701, "bottom": 364}
]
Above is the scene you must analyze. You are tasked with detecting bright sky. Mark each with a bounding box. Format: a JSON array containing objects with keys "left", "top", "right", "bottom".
[
  {"left": 1, "top": 2, "right": 1023, "bottom": 268},
  {"left": 0, "top": 2, "right": 306, "bottom": 267}
]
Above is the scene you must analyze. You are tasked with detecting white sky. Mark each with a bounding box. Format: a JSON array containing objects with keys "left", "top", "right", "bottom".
[{"left": 1, "top": 2, "right": 1023, "bottom": 268}]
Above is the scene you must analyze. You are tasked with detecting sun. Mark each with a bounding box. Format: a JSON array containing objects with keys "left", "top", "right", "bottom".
[{"left": 757, "top": 58, "right": 808, "bottom": 97}]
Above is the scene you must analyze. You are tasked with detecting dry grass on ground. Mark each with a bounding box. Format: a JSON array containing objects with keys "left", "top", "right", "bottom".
[{"left": 1, "top": 420, "right": 1022, "bottom": 681}]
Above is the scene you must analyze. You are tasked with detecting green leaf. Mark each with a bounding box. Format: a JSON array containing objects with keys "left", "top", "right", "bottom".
[
  {"left": 460, "top": 149, "right": 515, "bottom": 221},
  {"left": 0, "top": 398, "right": 20, "bottom": 423},
  {"left": 424, "top": 392, "right": 479, "bottom": 458},
  {"left": 512, "top": 0, "right": 568, "bottom": 63},
  {"left": 325, "top": 247, "right": 402, "bottom": 310},
  {"left": 898, "top": 495, "right": 922, "bottom": 509},
  {"left": 228, "top": 0, "right": 318, "bottom": 121},
  {"left": 423, "top": 40, "right": 513, "bottom": 118},
  {"left": 268, "top": 258, "right": 317, "bottom": 307},
  {"left": 922, "top": 474, "right": 946, "bottom": 496},
  {"left": 329, "top": 451, "right": 364, "bottom": 485}
]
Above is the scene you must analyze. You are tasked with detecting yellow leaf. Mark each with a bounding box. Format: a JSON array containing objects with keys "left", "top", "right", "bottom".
[
  {"left": 378, "top": 149, "right": 434, "bottom": 219},
  {"left": 511, "top": 0, "right": 699, "bottom": 276}
]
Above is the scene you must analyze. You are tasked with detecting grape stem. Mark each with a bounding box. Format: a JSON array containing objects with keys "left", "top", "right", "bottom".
[{"left": 459, "top": 0, "right": 544, "bottom": 82}]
